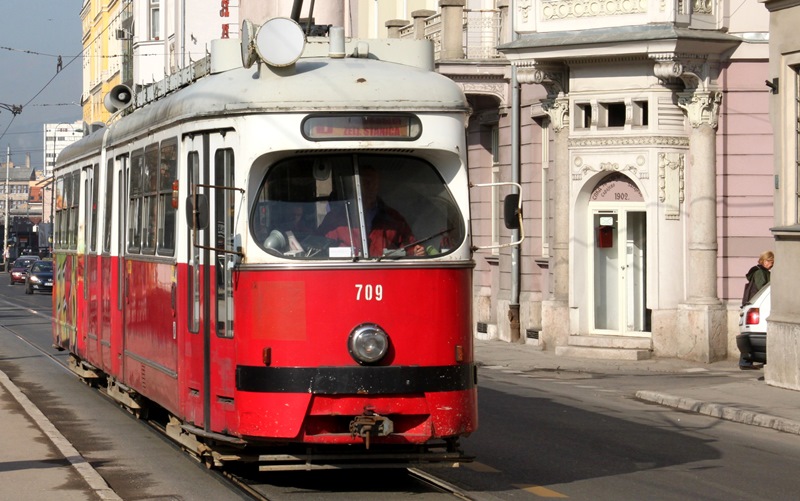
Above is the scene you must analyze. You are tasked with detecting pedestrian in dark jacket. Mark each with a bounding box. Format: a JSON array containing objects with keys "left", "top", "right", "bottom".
[
  {"left": 743, "top": 251, "right": 774, "bottom": 305},
  {"left": 739, "top": 251, "right": 774, "bottom": 370}
]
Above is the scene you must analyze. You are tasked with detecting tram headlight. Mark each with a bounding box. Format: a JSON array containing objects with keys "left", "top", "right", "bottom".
[{"left": 348, "top": 323, "right": 389, "bottom": 365}]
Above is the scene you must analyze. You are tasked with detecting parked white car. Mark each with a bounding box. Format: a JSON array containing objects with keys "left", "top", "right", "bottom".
[{"left": 737, "top": 283, "right": 770, "bottom": 365}]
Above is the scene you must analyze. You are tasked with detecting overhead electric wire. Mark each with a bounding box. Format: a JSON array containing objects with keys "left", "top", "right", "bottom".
[{"left": 1, "top": 0, "right": 133, "bottom": 157}]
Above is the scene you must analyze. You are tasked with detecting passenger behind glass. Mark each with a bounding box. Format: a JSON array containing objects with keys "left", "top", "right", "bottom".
[{"left": 317, "top": 166, "right": 425, "bottom": 257}]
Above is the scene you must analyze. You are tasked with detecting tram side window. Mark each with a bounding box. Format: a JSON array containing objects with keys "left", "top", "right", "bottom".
[
  {"left": 141, "top": 144, "right": 159, "bottom": 254},
  {"left": 89, "top": 163, "right": 99, "bottom": 252},
  {"left": 69, "top": 171, "right": 80, "bottom": 250},
  {"left": 103, "top": 159, "right": 114, "bottom": 254},
  {"left": 157, "top": 139, "right": 177, "bottom": 255},
  {"left": 54, "top": 176, "right": 65, "bottom": 249},
  {"left": 127, "top": 150, "right": 144, "bottom": 253}
]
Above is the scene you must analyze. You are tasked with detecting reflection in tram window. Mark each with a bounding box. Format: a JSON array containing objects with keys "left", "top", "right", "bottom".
[{"left": 251, "top": 155, "right": 464, "bottom": 260}]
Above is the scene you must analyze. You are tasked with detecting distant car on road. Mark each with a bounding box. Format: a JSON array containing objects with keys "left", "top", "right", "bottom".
[
  {"left": 737, "top": 283, "right": 770, "bottom": 365},
  {"left": 24, "top": 260, "right": 53, "bottom": 294},
  {"left": 9, "top": 256, "right": 40, "bottom": 285}
]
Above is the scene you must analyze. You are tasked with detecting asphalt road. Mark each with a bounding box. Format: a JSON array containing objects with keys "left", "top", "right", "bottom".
[{"left": 2, "top": 275, "right": 800, "bottom": 500}]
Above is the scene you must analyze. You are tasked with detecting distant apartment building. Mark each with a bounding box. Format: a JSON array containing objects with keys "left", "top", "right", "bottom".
[{"left": 43, "top": 121, "right": 84, "bottom": 178}]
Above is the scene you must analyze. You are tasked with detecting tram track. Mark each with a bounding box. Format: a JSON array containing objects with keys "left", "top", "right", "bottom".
[{"left": 2, "top": 304, "right": 476, "bottom": 501}]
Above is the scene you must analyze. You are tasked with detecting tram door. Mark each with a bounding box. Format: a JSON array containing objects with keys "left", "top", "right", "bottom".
[{"left": 183, "top": 131, "right": 239, "bottom": 431}]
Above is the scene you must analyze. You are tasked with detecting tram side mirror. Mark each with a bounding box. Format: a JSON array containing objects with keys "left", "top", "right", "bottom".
[
  {"left": 503, "top": 194, "right": 521, "bottom": 230},
  {"left": 186, "top": 194, "right": 209, "bottom": 230}
]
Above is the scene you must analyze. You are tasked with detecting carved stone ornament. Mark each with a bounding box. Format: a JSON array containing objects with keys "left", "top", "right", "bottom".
[
  {"left": 456, "top": 81, "right": 507, "bottom": 106},
  {"left": 570, "top": 136, "right": 690, "bottom": 148},
  {"left": 517, "top": 67, "right": 567, "bottom": 97},
  {"left": 693, "top": 0, "right": 713, "bottom": 15},
  {"left": 677, "top": 91, "right": 722, "bottom": 128},
  {"left": 542, "top": 98, "right": 569, "bottom": 132},
  {"left": 658, "top": 152, "right": 685, "bottom": 220},
  {"left": 542, "top": 0, "right": 647, "bottom": 20},
  {"left": 653, "top": 58, "right": 712, "bottom": 91},
  {"left": 518, "top": 0, "right": 533, "bottom": 22},
  {"left": 572, "top": 154, "right": 647, "bottom": 181}
]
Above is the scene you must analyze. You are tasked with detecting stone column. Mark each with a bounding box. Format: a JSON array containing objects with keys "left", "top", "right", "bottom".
[
  {"left": 439, "top": 0, "right": 465, "bottom": 60},
  {"left": 676, "top": 89, "right": 727, "bottom": 362},
  {"left": 412, "top": 10, "right": 435, "bottom": 40},
  {"left": 385, "top": 19, "right": 408, "bottom": 39},
  {"left": 518, "top": 67, "right": 571, "bottom": 348},
  {"left": 541, "top": 97, "right": 571, "bottom": 348},
  {"left": 497, "top": 1, "right": 511, "bottom": 46}
]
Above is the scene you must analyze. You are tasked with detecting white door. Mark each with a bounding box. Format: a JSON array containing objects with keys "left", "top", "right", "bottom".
[{"left": 591, "top": 207, "right": 647, "bottom": 334}]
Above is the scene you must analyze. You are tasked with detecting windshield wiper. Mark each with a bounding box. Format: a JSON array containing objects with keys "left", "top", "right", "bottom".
[{"left": 377, "top": 227, "right": 453, "bottom": 261}]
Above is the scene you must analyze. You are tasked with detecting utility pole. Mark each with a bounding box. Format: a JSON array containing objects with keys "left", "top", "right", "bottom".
[
  {"left": 3, "top": 145, "right": 9, "bottom": 271},
  {"left": 0, "top": 103, "right": 21, "bottom": 270}
]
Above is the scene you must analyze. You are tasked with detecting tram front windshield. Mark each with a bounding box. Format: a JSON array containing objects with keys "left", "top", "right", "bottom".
[{"left": 252, "top": 155, "right": 464, "bottom": 260}]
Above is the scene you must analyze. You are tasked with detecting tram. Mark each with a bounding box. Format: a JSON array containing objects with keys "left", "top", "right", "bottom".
[{"left": 52, "top": 18, "right": 515, "bottom": 470}]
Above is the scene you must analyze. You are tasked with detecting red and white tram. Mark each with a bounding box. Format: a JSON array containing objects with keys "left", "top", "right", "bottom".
[{"left": 52, "top": 19, "right": 508, "bottom": 470}]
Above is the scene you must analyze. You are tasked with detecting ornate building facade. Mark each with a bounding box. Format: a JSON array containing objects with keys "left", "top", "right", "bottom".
[{"left": 401, "top": 0, "right": 773, "bottom": 363}]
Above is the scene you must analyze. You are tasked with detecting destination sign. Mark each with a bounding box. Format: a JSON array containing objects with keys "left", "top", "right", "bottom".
[{"left": 302, "top": 115, "right": 421, "bottom": 140}]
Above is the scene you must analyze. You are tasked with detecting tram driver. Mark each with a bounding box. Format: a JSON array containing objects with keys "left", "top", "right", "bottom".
[{"left": 317, "top": 166, "right": 425, "bottom": 257}]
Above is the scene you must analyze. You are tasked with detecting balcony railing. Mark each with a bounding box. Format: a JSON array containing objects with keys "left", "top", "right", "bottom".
[{"left": 399, "top": 9, "right": 504, "bottom": 61}]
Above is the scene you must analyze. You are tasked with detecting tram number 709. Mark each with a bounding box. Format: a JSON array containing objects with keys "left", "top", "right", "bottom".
[{"left": 355, "top": 284, "right": 383, "bottom": 301}]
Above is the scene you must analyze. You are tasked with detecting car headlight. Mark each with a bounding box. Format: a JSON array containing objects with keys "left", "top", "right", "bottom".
[
  {"left": 348, "top": 323, "right": 389, "bottom": 365},
  {"left": 30, "top": 276, "right": 41, "bottom": 284}
]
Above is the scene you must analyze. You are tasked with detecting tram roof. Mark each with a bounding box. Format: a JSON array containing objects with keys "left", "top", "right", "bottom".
[
  {"left": 58, "top": 56, "right": 469, "bottom": 167},
  {"left": 119, "top": 56, "right": 466, "bottom": 141}
]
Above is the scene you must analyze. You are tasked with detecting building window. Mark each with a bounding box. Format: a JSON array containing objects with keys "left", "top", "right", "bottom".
[
  {"left": 633, "top": 100, "right": 649, "bottom": 127},
  {"left": 796, "top": 67, "right": 800, "bottom": 223},
  {"left": 576, "top": 103, "right": 592, "bottom": 129},
  {"left": 601, "top": 102, "right": 626, "bottom": 127},
  {"left": 491, "top": 125, "right": 500, "bottom": 254},
  {"left": 150, "top": 0, "right": 160, "bottom": 40}
]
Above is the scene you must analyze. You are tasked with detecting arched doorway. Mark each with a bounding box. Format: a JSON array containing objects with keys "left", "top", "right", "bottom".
[{"left": 588, "top": 173, "right": 649, "bottom": 335}]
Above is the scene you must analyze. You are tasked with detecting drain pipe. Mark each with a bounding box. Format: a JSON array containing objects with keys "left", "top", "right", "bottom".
[{"left": 508, "top": 11, "right": 521, "bottom": 344}]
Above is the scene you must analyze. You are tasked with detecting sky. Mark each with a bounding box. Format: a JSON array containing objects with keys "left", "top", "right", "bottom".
[{"left": 0, "top": 1, "right": 83, "bottom": 168}]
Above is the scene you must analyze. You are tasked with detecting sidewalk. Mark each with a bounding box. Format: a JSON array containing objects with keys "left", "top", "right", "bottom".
[
  {"left": 0, "top": 369, "right": 121, "bottom": 501},
  {"left": 474, "top": 338, "right": 800, "bottom": 436},
  {"left": 2, "top": 340, "right": 800, "bottom": 501}
]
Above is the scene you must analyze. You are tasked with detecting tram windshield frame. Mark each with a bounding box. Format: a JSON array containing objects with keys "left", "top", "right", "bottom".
[{"left": 251, "top": 154, "right": 465, "bottom": 260}]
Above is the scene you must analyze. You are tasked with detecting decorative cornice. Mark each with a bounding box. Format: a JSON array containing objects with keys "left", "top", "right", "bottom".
[
  {"left": 569, "top": 135, "right": 690, "bottom": 147},
  {"left": 455, "top": 81, "right": 508, "bottom": 105},
  {"left": 517, "top": 65, "right": 568, "bottom": 97},
  {"left": 653, "top": 56, "right": 721, "bottom": 92},
  {"left": 541, "top": 0, "right": 648, "bottom": 20},
  {"left": 572, "top": 155, "right": 648, "bottom": 180}
]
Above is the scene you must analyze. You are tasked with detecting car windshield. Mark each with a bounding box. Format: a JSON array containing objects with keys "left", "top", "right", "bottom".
[
  {"left": 251, "top": 154, "right": 464, "bottom": 260},
  {"left": 14, "top": 258, "right": 37, "bottom": 268},
  {"left": 32, "top": 261, "right": 52, "bottom": 272}
]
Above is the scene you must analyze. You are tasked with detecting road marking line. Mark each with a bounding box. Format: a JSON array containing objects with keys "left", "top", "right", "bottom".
[
  {"left": 464, "top": 461, "right": 500, "bottom": 472},
  {"left": 514, "top": 484, "right": 569, "bottom": 498}
]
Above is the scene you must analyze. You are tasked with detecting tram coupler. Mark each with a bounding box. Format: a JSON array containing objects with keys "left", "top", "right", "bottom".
[{"left": 349, "top": 409, "right": 393, "bottom": 449}]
